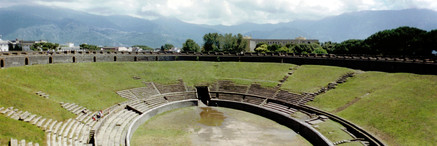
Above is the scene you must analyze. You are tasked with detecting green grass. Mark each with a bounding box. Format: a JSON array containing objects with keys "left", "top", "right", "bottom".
[
  {"left": 281, "top": 65, "right": 354, "bottom": 93},
  {"left": 0, "top": 61, "right": 291, "bottom": 144},
  {"left": 314, "top": 120, "right": 360, "bottom": 145},
  {"left": 1, "top": 61, "right": 437, "bottom": 145},
  {"left": 0, "top": 115, "right": 45, "bottom": 145},
  {"left": 308, "top": 72, "right": 437, "bottom": 145}
]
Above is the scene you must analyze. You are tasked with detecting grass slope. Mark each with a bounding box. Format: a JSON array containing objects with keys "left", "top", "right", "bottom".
[
  {"left": 0, "top": 61, "right": 291, "bottom": 143},
  {"left": 0, "top": 115, "right": 45, "bottom": 145},
  {"left": 281, "top": 65, "right": 354, "bottom": 93},
  {"left": 308, "top": 72, "right": 437, "bottom": 145}
]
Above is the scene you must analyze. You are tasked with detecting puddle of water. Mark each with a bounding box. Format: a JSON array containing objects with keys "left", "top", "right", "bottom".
[{"left": 197, "top": 107, "right": 226, "bottom": 126}]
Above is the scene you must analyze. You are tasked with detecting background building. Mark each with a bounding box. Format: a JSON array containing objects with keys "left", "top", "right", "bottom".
[
  {"left": 0, "top": 35, "right": 9, "bottom": 52},
  {"left": 245, "top": 36, "right": 319, "bottom": 52}
]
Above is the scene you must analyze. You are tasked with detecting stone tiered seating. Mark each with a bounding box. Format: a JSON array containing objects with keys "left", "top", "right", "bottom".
[
  {"left": 116, "top": 90, "right": 138, "bottom": 100},
  {"left": 139, "top": 82, "right": 161, "bottom": 96},
  {"left": 242, "top": 96, "right": 265, "bottom": 105},
  {"left": 218, "top": 94, "right": 243, "bottom": 102},
  {"left": 208, "top": 83, "right": 219, "bottom": 92},
  {"left": 61, "top": 103, "right": 88, "bottom": 115},
  {"left": 164, "top": 92, "right": 187, "bottom": 102},
  {"left": 247, "top": 84, "right": 277, "bottom": 97},
  {"left": 263, "top": 102, "right": 296, "bottom": 115},
  {"left": 95, "top": 109, "right": 139, "bottom": 146},
  {"left": 144, "top": 97, "right": 168, "bottom": 107},
  {"left": 184, "top": 92, "right": 197, "bottom": 100},
  {"left": 154, "top": 80, "right": 186, "bottom": 94},
  {"left": 274, "top": 90, "right": 304, "bottom": 104},
  {"left": 218, "top": 80, "right": 248, "bottom": 93},
  {"left": 127, "top": 100, "right": 149, "bottom": 113},
  {"left": 10, "top": 138, "right": 40, "bottom": 146}
]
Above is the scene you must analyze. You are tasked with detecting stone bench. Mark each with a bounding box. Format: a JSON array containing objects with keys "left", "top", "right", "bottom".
[
  {"left": 154, "top": 81, "right": 186, "bottom": 94},
  {"left": 247, "top": 84, "right": 277, "bottom": 97},
  {"left": 10, "top": 138, "right": 40, "bottom": 146},
  {"left": 263, "top": 102, "right": 295, "bottom": 115},
  {"left": 117, "top": 90, "right": 138, "bottom": 100},
  {"left": 243, "top": 96, "right": 265, "bottom": 105},
  {"left": 274, "top": 90, "right": 304, "bottom": 104}
]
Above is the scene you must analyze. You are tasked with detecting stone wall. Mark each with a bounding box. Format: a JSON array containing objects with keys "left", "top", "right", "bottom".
[{"left": 0, "top": 51, "right": 436, "bottom": 75}]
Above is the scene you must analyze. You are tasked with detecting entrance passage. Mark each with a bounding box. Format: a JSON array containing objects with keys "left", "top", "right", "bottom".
[{"left": 196, "top": 86, "right": 211, "bottom": 105}]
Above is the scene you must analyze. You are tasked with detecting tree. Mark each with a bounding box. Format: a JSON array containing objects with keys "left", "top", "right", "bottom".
[
  {"left": 182, "top": 39, "right": 200, "bottom": 52},
  {"left": 321, "top": 41, "right": 337, "bottom": 53},
  {"left": 234, "top": 33, "right": 248, "bottom": 53},
  {"left": 220, "top": 33, "right": 235, "bottom": 52},
  {"left": 132, "top": 45, "right": 153, "bottom": 51},
  {"left": 268, "top": 44, "right": 281, "bottom": 52},
  {"left": 31, "top": 42, "right": 59, "bottom": 51},
  {"left": 160, "top": 44, "right": 174, "bottom": 52},
  {"left": 255, "top": 44, "right": 269, "bottom": 53},
  {"left": 255, "top": 42, "right": 267, "bottom": 49},
  {"left": 365, "top": 26, "right": 426, "bottom": 55},
  {"left": 203, "top": 33, "right": 220, "bottom": 52},
  {"left": 80, "top": 44, "right": 99, "bottom": 50},
  {"left": 277, "top": 46, "right": 289, "bottom": 53},
  {"left": 332, "top": 39, "right": 369, "bottom": 54},
  {"left": 423, "top": 29, "right": 437, "bottom": 56}
]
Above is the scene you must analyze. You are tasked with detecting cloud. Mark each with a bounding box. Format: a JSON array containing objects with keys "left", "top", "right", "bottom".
[{"left": 1, "top": 0, "right": 437, "bottom": 25}]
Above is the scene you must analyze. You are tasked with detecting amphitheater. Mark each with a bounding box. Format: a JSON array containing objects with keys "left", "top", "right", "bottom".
[{"left": 0, "top": 51, "right": 436, "bottom": 146}]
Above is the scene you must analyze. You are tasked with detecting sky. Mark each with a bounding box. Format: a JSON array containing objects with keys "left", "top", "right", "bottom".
[{"left": 1, "top": 0, "right": 437, "bottom": 25}]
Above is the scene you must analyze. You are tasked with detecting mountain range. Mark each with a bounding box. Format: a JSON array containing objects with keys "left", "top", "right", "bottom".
[{"left": 1, "top": 6, "right": 436, "bottom": 48}]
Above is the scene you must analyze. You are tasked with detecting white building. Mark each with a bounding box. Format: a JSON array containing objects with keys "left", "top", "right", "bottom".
[
  {"left": 117, "top": 47, "right": 133, "bottom": 52},
  {"left": 0, "top": 35, "right": 9, "bottom": 52},
  {"left": 59, "top": 42, "right": 80, "bottom": 51}
]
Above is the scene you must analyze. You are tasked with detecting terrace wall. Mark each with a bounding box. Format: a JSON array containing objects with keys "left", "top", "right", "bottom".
[{"left": 0, "top": 51, "right": 436, "bottom": 75}]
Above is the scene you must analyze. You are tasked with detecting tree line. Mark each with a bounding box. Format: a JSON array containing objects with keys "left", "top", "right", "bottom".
[
  {"left": 182, "top": 33, "right": 247, "bottom": 53},
  {"left": 78, "top": 26, "right": 436, "bottom": 56},
  {"left": 325, "top": 26, "right": 437, "bottom": 56}
]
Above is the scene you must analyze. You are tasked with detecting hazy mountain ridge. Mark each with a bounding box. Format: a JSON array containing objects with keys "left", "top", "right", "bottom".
[{"left": 1, "top": 6, "right": 436, "bottom": 47}]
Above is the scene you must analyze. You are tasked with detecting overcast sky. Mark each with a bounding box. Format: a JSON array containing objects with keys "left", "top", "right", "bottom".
[{"left": 1, "top": 0, "right": 437, "bottom": 25}]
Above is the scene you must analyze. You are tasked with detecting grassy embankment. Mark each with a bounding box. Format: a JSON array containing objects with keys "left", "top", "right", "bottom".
[
  {"left": 308, "top": 72, "right": 437, "bottom": 145},
  {"left": 0, "top": 61, "right": 291, "bottom": 144},
  {"left": 281, "top": 65, "right": 354, "bottom": 93}
]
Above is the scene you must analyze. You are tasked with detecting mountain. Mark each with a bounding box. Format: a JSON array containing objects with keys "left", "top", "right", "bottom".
[{"left": 0, "top": 6, "right": 436, "bottom": 47}]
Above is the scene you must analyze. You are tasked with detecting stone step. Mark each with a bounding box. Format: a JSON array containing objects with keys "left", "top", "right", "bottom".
[
  {"left": 117, "top": 111, "right": 140, "bottom": 146},
  {"left": 0, "top": 107, "right": 11, "bottom": 114},
  {"left": 11, "top": 110, "right": 23, "bottom": 120},
  {"left": 79, "top": 125, "right": 90, "bottom": 143},
  {"left": 63, "top": 104, "right": 74, "bottom": 112},
  {"left": 58, "top": 119, "right": 72, "bottom": 136},
  {"left": 68, "top": 121, "right": 80, "bottom": 140},
  {"left": 40, "top": 118, "right": 50, "bottom": 129},
  {"left": 97, "top": 110, "right": 125, "bottom": 145},
  {"left": 64, "top": 103, "right": 76, "bottom": 110},
  {"left": 24, "top": 114, "right": 36, "bottom": 122},
  {"left": 10, "top": 138, "right": 18, "bottom": 146},
  {"left": 19, "top": 139, "right": 25, "bottom": 146},
  {"left": 63, "top": 119, "right": 75, "bottom": 138},
  {"left": 68, "top": 105, "right": 80, "bottom": 113},
  {"left": 74, "top": 123, "right": 85, "bottom": 141},
  {"left": 31, "top": 116, "right": 42, "bottom": 125},
  {"left": 46, "top": 132, "right": 51, "bottom": 146},
  {"left": 19, "top": 111, "right": 31, "bottom": 120},
  {"left": 5, "top": 109, "right": 14, "bottom": 117},
  {"left": 53, "top": 121, "right": 63, "bottom": 134}
]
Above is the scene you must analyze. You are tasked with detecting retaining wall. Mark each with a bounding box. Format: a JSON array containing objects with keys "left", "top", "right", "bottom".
[{"left": 0, "top": 51, "right": 436, "bottom": 75}]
